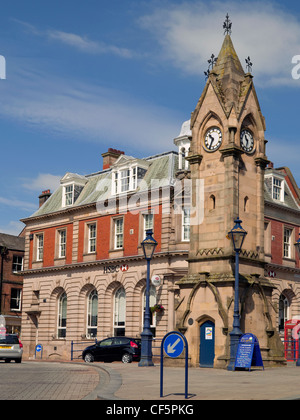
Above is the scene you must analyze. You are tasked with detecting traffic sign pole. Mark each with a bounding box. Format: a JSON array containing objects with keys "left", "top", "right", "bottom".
[{"left": 160, "top": 331, "right": 188, "bottom": 399}]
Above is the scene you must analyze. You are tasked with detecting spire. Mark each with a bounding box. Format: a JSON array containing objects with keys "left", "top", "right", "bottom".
[{"left": 207, "top": 18, "right": 253, "bottom": 117}]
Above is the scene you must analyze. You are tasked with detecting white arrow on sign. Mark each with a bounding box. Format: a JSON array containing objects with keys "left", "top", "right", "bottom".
[{"left": 167, "top": 338, "right": 181, "bottom": 354}]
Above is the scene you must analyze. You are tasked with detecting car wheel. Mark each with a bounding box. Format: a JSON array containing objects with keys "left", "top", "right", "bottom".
[
  {"left": 4, "top": 359, "right": 11, "bottom": 363},
  {"left": 122, "top": 353, "right": 132, "bottom": 363},
  {"left": 84, "top": 353, "right": 94, "bottom": 363},
  {"left": 15, "top": 358, "right": 22, "bottom": 363}
]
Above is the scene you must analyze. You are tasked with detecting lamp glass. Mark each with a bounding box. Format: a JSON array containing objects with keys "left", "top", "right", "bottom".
[
  {"left": 228, "top": 218, "right": 247, "bottom": 252},
  {"left": 141, "top": 229, "right": 157, "bottom": 260}
]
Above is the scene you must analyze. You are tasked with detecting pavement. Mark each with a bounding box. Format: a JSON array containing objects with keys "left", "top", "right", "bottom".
[
  {"left": 91, "top": 361, "right": 300, "bottom": 401},
  {"left": 15, "top": 358, "right": 300, "bottom": 401}
]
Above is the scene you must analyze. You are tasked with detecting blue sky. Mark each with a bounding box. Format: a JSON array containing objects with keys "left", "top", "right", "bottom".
[{"left": 0, "top": 0, "right": 300, "bottom": 235}]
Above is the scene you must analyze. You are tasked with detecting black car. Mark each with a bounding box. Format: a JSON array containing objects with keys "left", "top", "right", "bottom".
[{"left": 82, "top": 336, "right": 141, "bottom": 363}]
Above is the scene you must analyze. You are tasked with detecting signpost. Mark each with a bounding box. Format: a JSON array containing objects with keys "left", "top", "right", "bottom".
[
  {"left": 35, "top": 344, "right": 43, "bottom": 359},
  {"left": 160, "top": 331, "right": 188, "bottom": 399},
  {"left": 234, "top": 333, "right": 264, "bottom": 371}
]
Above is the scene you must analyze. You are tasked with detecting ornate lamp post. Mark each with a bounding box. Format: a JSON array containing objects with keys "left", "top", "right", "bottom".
[
  {"left": 227, "top": 218, "right": 248, "bottom": 371},
  {"left": 139, "top": 229, "right": 158, "bottom": 367},
  {"left": 295, "top": 234, "right": 300, "bottom": 366}
]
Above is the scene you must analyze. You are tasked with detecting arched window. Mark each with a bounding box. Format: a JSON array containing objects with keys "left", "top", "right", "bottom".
[
  {"left": 279, "top": 294, "right": 290, "bottom": 333},
  {"left": 87, "top": 289, "right": 98, "bottom": 339},
  {"left": 143, "top": 285, "right": 157, "bottom": 337},
  {"left": 57, "top": 292, "right": 67, "bottom": 339},
  {"left": 209, "top": 195, "right": 216, "bottom": 211},
  {"left": 114, "top": 287, "right": 126, "bottom": 336}
]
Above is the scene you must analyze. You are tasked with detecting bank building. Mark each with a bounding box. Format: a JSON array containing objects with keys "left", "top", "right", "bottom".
[{"left": 20, "top": 17, "right": 300, "bottom": 368}]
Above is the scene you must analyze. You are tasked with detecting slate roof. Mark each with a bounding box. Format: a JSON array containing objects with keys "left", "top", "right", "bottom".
[
  {"left": 0, "top": 233, "right": 25, "bottom": 251},
  {"left": 264, "top": 168, "right": 300, "bottom": 212},
  {"left": 28, "top": 151, "right": 179, "bottom": 219}
]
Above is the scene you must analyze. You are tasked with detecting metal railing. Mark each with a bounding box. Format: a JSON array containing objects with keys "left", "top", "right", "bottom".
[{"left": 71, "top": 339, "right": 97, "bottom": 361}]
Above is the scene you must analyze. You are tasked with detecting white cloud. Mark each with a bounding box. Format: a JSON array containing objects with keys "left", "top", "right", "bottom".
[
  {"left": 0, "top": 196, "right": 36, "bottom": 211},
  {"left": 21, "top": 173, "right": 62, "bottom": 192},
  {"left": 0, "top": 68, "right": 181, "bottom": 153},
  {"left": 13, "top": 19, "right": 135, "bottom": 59},
  {"left": 47, "top": 30, "right": 134, "bottom": 58},
  {"left": 139, "top": 1, "right": 300, "bottom": 87}
]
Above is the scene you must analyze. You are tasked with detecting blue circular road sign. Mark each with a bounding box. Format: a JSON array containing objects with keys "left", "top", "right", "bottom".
[
  {"left": 163, "top": 333, "right": 184, "bottom": 358},
  {"left": 36, "top": 344, "right": 42, "bottom": 352}
]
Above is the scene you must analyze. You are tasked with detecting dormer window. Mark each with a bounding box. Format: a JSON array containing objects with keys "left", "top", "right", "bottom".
[
  {"left": 63, "top": 183, "right": 84, "bottom": 207},
  {"left": 272, "top": 177, "right": 283, "bottom": 201},
  {"left": 265, "top": 172, "right": 285, "bottom": 203},
  {"left": 111, "top": 157, "right": 148, "bottom": 196},
  {"left": 60, "top": 173, "right": 87, "bottom": 208},
  {"left": 65, "top": 185, "right": 74, "bottom": 206}
]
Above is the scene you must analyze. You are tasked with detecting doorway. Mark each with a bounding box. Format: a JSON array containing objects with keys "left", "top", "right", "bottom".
[{"left": 199, "top": 320, "right": 215, "bottom": 368}]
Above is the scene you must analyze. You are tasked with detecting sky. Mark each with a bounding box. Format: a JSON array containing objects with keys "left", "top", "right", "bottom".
[{"left": 0, "top": 0, "right": 300, "bottom": 235}]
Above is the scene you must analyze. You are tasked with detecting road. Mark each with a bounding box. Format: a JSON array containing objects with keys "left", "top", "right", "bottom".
[{"left": 0, "top": 361, "right": 103, "bottom": 400}]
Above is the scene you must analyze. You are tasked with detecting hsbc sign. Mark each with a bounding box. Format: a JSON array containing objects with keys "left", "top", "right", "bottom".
[
  {"left": 268, "top": 271, "right": 277, "bottom": 278},
  {"left": 103, "top": 264, "right": 129, "bottom": 274}
]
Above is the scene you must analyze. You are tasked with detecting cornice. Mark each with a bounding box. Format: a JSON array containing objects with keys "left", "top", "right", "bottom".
[{"left": 21, "top": 250, "right": 189, "bottom": 276}]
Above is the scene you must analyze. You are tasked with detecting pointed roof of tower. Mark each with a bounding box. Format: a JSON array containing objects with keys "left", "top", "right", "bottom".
[
  {"left": 192, "top": 32, "right": 260, "bottom": 126},
  {"left": 212, "top": 34, "right": 244, "bottom": 80}
]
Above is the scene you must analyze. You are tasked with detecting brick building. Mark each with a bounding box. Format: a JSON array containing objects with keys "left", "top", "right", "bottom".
[
  {"left": 20, "top": 26, "right": 300, "bottom": 366},
  {"left": 0, "top": 232, "right": 25, "bottom": 334}
]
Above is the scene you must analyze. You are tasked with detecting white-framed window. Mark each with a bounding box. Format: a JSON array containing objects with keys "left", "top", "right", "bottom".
[
  {"left": 65, "top": 184, "right": 74, "bottom": 206},
  {"left": 114, "top": 218, "right": 124, "bottom": 249},
  {"left": 88, "top": 223, "right": 97, "bottom": 253},
  {"left": 283, "top": 227, "right": 292, "bottom": 258},
  {"left": 120, "top": 169, "right": 130, "bottom": 193},
  {"left": 62, "top": 183, "right": 84, "bottom": 207},
  {"left": 182, "top": 208, "right": 191, "bottom": 241},
  {"left": 10, "top": 288, "right": 22, "bottom": 311},
  {"left": 87, "top": 289, "right": 98, "bottom": 339},
  {"left": 12, "top": 256, "right": 23, "bottom": 272},
  {"left": 273, "top": 178, "right": 283, "bottom": 201},
  {"left": 36, "top": 234, "right": 44, "bottom": 261},
  {"left": 58, "top": 229, "right": 66, "bottom": 258},
  {"left": 112, "top": 165, "right": 147, "bottom": 195},
  {"left": 57, "top": 292, "right": 67, "bottom": 339},
  {"left": 114, "top": 287, "right": 126, "bottom": 336},
  {"left": 143, "top": 213, "right": 154, "bottom": 238}
]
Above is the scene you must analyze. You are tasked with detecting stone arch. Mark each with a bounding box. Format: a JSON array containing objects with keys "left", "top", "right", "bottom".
[
  {"left": 49, "top": 286, "right": 66, "bottom": 340},
  {"left": 78, "top": 283, "right": 98, "bottom": 339},
  {"left": 197, "top": 110, "right": 224, "bottom": 151}
]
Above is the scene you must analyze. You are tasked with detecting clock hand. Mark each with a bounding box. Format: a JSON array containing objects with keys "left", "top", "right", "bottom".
[{"left": 209, "top": 134, "right": 214, "bottom": 149}]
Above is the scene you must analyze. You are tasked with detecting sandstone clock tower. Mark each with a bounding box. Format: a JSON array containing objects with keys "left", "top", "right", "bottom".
[{"left": 176, "top": 18, "right": 285, "bottom": 368}]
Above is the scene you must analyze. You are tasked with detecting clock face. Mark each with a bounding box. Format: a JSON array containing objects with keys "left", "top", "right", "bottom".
[
  {"left": 240, "top": 130, "right": 254, "bottom": 153},
  {"left": 204, "top": 128, "right": 222, "bottom": 152}
]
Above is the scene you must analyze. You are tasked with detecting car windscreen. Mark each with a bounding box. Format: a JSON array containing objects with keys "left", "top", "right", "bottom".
[{"left": 0, "top": 335, "right": 19, "bottom": 345}]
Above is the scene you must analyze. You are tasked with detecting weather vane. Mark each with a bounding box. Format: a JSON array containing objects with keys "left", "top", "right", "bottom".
[
  {"left": 245, "top": 56, "right": 253, "bottom": 73},
  {"left": 223, "top": 13, "right": 232, "bottom": 35},
  {"left": 204, "top": 54, "right": 218, "bottom": 80}
]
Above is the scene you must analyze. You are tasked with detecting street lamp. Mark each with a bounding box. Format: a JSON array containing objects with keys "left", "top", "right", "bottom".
[
  {"left": 227, "top": 218, "right": 247, "bottom": 371},
  {"left": 139, "top": 229, "right": 158, "bottom": 367},
  {"left": 294, "top": 234, "right": 300, "bottom": 366}
]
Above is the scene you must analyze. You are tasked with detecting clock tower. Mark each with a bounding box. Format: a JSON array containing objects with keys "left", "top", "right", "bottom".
[{"left": 176, "top": 18, "right": 285, "bottom": 368}]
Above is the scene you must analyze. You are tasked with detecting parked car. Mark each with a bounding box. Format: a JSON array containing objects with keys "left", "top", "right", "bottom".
[
  {"left": 0, "top": 334, "right": 23, "bottom": 363},
  {"left": 82, "top": 336, "right": 141, "bottom": 363}
]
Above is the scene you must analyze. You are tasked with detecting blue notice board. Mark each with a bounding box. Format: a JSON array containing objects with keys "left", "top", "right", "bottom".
[{"left": 234, "top": 334, "right": 264, "bottom": 371}]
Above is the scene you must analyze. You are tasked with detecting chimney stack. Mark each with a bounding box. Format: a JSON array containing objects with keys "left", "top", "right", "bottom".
[
  {"left": 39, "top": 190, "right": 51, "bottom": 208},
  {"left": 101, "top": 148, "right": 124, "bottom": 170}
]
